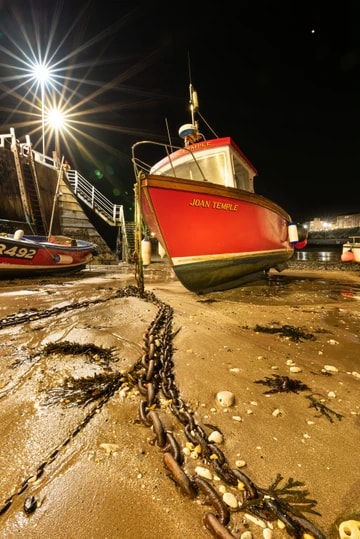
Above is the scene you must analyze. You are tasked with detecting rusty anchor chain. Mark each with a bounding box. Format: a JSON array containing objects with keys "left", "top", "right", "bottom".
[
  {"left": 134, "top": 292, "right": 327, "bottom": 539},
  {"left": 0, "top": 285, "right": 327, "bottom": 538}
]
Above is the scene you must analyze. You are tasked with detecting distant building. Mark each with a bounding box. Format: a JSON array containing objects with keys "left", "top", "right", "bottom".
[
  {"left": 304, "top": 213, "right": 360, "bottom": 232},
  {"left": 335, "top": 213, "right": 360, "bottom": 229}
]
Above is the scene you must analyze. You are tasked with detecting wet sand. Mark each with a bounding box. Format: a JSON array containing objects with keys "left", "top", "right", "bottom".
[{"left": 0, "top": 263, "right": 359, "bottom": 539}]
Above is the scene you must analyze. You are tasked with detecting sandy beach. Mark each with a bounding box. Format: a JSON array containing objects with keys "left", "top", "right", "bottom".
[{"left": 0, "top": 263, "right": 359, "bottom": 539}]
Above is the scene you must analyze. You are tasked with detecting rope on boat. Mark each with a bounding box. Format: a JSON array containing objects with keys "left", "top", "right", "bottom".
[{"left": 134, "top": 174, "right": 145, "bottom": 294}]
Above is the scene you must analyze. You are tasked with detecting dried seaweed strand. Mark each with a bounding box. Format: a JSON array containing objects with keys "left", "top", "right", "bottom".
[
  {"left": 42, "top": 372, "right": 122, "bottom": 407},
  {"left": 255, "top": 374, "right": 310, "bottom": 394},
  {"left": 254, "top": 323, "right": 315, "bottom": 342},
  {"left": 43, "top": 340, "right": 114, "bottom": 360},
  {"left": 306, "top": 394, "right": 343, "bottom": 423},
  {"left": 267, "top": 474, "right": 320, "bottom": 515}
]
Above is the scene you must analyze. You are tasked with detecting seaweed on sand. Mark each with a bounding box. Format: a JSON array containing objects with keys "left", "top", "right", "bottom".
[
  {"left": 43, "top": 340, "right": 114, "bottom": 359},
  {"left": 255, "top": 376, "right": 343, "bottom": 423},
  {"left": 254, "top": 324, "right": 315, "bottom": 342},
  {"left": 255, "top": 374, "right": 310, "bottom": 394},
  {"left": 42, "top": 341, "right": 115, "bottom": 366},
  {"left": 241, "top": 473, "right": 322, "bottom": 530},
  {"left": 42, "top": 372, "right": 122, "bottom": 407},
  {"left": 306, "top": 394, "right": 343, "bottom": 423},
  {"left": 266, "top": 473, "right": 321, "bottom": 516},
  {"left": 11, "top": 341, "right": 115, "bottom": 369}
]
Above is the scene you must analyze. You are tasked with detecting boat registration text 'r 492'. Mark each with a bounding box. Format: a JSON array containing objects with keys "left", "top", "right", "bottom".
[{"left": 0, "top": 243, "right": 37, "bottom": 260}]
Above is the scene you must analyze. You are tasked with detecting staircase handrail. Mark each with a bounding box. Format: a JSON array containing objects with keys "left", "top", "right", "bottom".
[{"left": 67, "top": 169, "right": 124, "bottom": 227}]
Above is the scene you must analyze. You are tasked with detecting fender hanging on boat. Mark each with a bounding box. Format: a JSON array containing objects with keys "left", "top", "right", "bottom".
[
  {"left": 289, "top": 222, "right": 308, "bottom": 249},
  {"left": 141, "top": 238, "right": 152, "bottom": 266},
  {"left": 288, "top": 222, "right": 299, "bottom": 245},
  {"left": 158, "top": 242, "right": 166, "bottom": 259},
  {"left": 53, "top": 254, "right": 74, "bottom": 264}
]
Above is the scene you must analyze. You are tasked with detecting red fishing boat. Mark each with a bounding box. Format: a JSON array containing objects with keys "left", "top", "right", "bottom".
[
  {"left": 0, "top": 230, "right": 97, "bottom": 278},
  {"left": 132, "top": 85, "right": 306, "bottom": 293}
]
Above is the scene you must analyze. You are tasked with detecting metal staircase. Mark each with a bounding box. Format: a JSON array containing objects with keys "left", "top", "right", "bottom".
[
  {"left": 67, "top": 170, "right": 123, "bottom": 226},
  {"left": 67, "top": 169, "right": 134, "bottom": 261}
]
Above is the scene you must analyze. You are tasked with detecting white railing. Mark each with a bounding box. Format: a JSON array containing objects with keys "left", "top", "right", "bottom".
[
  {"left": 67, "top": 169, "right": 125, "bottom": 227},
  {"left": 0, "top": 131, "right": 13, "bottom": 149}
]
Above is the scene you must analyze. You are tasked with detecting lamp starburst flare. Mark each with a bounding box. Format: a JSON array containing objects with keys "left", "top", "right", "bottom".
[{"left": 0, "top": 1, "right": 168, "bottom": 176}]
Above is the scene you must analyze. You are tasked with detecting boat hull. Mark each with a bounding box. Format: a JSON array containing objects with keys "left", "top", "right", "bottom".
[
  {"left": 173, "top": 251, "right": 290, "bottom": 293},
  {"left": 341, "top": 237, "right": 360, "bottom": 263},
  {"left": 140, "top": 175, "right": 294, "bottom": 293},
  {"left": 0, "top": 234, "right": 97, "bottom": 278}
]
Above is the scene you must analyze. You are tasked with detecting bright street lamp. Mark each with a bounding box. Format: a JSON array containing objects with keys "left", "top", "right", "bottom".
[
  {"left": 48, "top": 107, "right": 66, "bottom": 161},
  {"left": 47, "top": 108, "right": 65, "bottom": 129}
]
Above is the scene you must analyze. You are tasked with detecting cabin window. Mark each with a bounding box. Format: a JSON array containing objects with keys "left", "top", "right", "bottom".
[
  {"left": 158, "top": 153, "right": 227, "bottom": 185},
  {"left": 233, "top": 157, "right": 250, "bottom": 190}
]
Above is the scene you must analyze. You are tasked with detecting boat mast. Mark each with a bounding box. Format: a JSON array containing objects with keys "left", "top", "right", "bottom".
[
  {"left": 179, "top": 82, "right": 202, "bottom": 146},
  {"left": 187, "top": 54, "right": 219, "bottom": 140}
]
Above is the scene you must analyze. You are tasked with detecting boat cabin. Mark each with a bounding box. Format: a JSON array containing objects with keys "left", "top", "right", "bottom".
[
  {"left": 346, "top": 236, "right": 360, "bottom": 246},
  {"left": 150, "top": 137, "right": 257, "bottom": 193}
]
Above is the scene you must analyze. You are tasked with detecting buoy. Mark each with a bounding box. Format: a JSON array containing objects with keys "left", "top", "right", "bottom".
[
  {"left": 158, "top": 242, "right": 166, "bottom": 259},
  {"left": 141, "top": 238, "right": 152, "bottom": 266},
  {"left": 14, "top": 229, "right": 24, "bottom": 240},
  {"left": 341, "top": 250, "right": 354, "bottom": 262},
  {"left": 288, "top": 222, "right": 299, "bottom": 245},
  {"left": 295, "top": 239, "right": 307, "bottom": 249}
]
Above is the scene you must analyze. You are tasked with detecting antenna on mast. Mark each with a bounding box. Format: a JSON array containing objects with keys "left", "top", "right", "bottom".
[
  {"left": 187, "top": 53, "right": 199, "bottom": 126},
  {"left": 178, "top": 53, "right": 203, "bottom": 146}
]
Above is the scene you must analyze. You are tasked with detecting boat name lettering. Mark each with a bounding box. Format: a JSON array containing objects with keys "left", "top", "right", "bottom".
[
  {"left": 0, "top": 243, "right": 37, "bottom": 260},
  {"left": 189, "top": 198, "right": 211, "bottom": 208},
  {"left": 189, "top": 198, "right": 239, "bottom": 211},
  {"left": 188, "top": 141, "right": 211, "bottom": 150},
  {"left": 178, "top": 141, "right": 211, "bottom": 156}
]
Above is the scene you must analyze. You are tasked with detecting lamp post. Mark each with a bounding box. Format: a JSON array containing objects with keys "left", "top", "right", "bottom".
[
  {"left": 32, "top": 62, "right": 51, "bottom": 156},
  {"left": 40, "top": 79, "right": 45, "bottom": 155}
]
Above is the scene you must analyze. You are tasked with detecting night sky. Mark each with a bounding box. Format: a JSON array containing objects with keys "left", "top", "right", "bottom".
[{"left": 0, "top": 0, "right": 359, "bottom": 223}]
